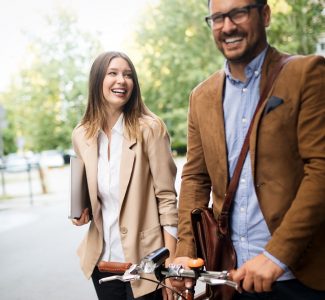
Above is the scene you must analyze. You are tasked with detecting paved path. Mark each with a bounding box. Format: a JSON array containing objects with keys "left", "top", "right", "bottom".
[
  {"left": 0, "top": 167, "right": 97, "bottom": 300},
  {"left": 0, "top": 157, "right": 207, "bottom": 300}
]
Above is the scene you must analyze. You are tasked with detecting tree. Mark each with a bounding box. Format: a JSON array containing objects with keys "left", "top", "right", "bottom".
[
  {"left": 133, "top": 0, "right": 222, "bottom": 153},
  {"left": 267, "top": 0, "right": 325, "bottom": 54},
  {"left": 0, "top": 7, "right": 102, "bottom": 153},
  {"left": 133, "top": 0, "right": 324, "bottom": 152}
]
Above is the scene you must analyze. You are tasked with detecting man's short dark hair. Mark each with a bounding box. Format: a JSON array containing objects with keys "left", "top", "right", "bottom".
[{"left": 207, "top": 0, "right": 267, "bottom": 7}]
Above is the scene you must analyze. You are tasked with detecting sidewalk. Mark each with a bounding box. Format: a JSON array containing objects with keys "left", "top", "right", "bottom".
[
  {"left": 0, "top": 165, "right": 69, "bottom": 207},
  {"left": 0, "top": 157, "right": 207, "bottom": 299},
  {"left": 0, "top": 156, "right": 187, "bottom": 210}
]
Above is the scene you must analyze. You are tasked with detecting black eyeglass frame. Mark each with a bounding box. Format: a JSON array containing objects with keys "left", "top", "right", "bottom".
[{"left": 205, "top": 3, "right": 264, "bottom": 28}]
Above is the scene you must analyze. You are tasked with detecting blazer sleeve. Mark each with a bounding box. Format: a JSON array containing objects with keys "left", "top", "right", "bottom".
[
  {"left": 144, "top": 121, "right": 178, "bottom": 227},
  {"left": 265, "top": 55, "right": 325, "bottom": 266},
  {"left": 71, "top": 126, "right": 82, "bottom": 158},
  {"left": 175, "top": 90, "right": 212, "bottom": 258}
]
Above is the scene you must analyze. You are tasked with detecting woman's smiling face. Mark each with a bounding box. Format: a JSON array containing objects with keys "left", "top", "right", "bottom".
[{"left": 102, "top": 57, "right": 134, "bottom": 112}]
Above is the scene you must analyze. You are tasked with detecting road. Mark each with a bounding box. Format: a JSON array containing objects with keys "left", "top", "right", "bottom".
[
  {"left": 0, "top": 157, "right": 204, "bottom": 300},
  {"left": 0, "top": 167, "right": 97, "bottom": 300}
]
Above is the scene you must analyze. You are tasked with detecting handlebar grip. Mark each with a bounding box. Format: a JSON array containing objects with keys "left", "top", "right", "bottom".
[
  {"left": 188, "top": 258, "right": 204, "bottom": 269},
  {"left": 97, "top": 261, "right": 132, "bottom": 274}
]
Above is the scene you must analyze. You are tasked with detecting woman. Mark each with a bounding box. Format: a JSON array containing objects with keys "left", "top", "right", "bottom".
[{"left": 71, "top": 51, "right": 178, "bottom": 300}]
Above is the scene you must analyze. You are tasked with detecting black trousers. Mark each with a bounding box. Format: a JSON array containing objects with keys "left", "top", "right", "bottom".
[
  {"left": 91, "top": 266, "right": 163, "bottom": 300},
  {"left": 233, "top": 279, "right": 325, "bottom": 300}
]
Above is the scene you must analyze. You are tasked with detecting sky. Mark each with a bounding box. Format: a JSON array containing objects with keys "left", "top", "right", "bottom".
[{"left": 0, "top": 0, "right": 157, "bottom": 92}]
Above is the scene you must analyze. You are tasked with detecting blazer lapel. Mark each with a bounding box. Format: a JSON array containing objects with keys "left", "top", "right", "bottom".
[
  {"left": 250, "top": 47, "right": 283, "bottom": 173},
  {"left": 216, "top": 72, "right": 228, "bottom": 187},
  {"left": 119, "top": 136, "right": 136, "bottom": 208},
  {"left": 205, "top": 71, "right": 228, "bottom": 189}
]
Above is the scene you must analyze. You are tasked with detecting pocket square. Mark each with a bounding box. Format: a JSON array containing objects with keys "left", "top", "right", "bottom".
[{"left": 264, "top": 96, "right": 284, "bottom": 115}]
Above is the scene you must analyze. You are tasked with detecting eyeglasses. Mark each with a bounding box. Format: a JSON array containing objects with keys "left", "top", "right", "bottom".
[{"left": 205, "top": 4, "right": 263, "bottom": 29}]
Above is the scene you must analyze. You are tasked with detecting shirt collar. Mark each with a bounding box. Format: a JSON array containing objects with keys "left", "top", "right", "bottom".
[
  {"left": 224, "top": 45, "right": 269, "bottom": 83},
  {"left": 98, "top": 113, "right": 124, "bottom": 139},
  {"left": 112, "top": 113, "right": 124, "bottom": 136}
]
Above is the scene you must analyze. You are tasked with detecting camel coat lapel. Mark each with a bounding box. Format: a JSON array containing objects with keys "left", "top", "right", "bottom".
[
  {"left": 249, "top": 48, "right": 283, "bottom": 175},
  {"left": 215, "top": 72, "right": 228, "bottom": 187},
  {"left": 203, "top": 71, "right": 229, "bottom": 191},
  {"left": 119, "top": 137, "right": 136, "bottom": 209}
]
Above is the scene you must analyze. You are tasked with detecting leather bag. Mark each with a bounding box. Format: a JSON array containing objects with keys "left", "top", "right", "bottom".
[
  {"left": 191, "top": 55, "right": 295, "bottom": 300},
  {"left": 192, "top": 207, "right": 236, "bottom": 300}
]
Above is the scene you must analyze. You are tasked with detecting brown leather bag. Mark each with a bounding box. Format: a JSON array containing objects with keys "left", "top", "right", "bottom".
[
  {"left": 191, "top": 55, "right": 295, "bottom": 300},
  {"left": 191, "top": 208, "right": 236, "bottom": 300}
]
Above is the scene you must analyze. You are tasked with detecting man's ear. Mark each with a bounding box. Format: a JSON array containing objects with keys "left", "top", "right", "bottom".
[{"left": 263, "top": 4, "right": 271, "bottom": 27}]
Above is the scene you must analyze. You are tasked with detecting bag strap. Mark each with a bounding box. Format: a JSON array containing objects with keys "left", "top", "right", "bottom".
[{"left": 219, "top": 55, "right": 295, "bottom": 227}]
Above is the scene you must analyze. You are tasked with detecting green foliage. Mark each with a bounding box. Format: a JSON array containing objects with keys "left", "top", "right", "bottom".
[
  {"left": 1, "top": 1, "right": 323, "bottom": 154},
  {"left": 133, "top": 0, "right": 222, "bottom": 152},
  {"left": 268, "top": 0, "right": 325, "bottom": 54},
  {"left": 0, "top": 110, "right": 17, "bottom": 155},
  {"left": 134, "top": 0, "right": 324, "bottom": 151},
  {"left": 1, "top": 8, "right": 102, "bottom": 153}
]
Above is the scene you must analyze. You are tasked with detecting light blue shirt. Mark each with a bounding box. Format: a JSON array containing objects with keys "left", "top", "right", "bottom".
[{"left": 223, "top": 47, "right": 294, "bottom": 281}]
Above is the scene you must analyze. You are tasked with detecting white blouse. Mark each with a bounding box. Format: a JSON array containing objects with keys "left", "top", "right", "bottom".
[
  {"left": 97, "top": 114, "right": 125, "bottom": 262},
  {"left": 97, "top": 114, "right": 177, "bottom": 262}
]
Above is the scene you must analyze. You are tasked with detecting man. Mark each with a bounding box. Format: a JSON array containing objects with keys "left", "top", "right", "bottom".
[{"left": 173, "top": 0, "right": 325, "bottom": 299}]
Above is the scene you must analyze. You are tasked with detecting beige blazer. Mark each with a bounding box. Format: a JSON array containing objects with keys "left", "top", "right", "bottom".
[
  {"left": 176, "top": 47, "right": 325, "bottom": 290},
  {"left": 72, "top": 117, "right": 178, "bottom": 298}
]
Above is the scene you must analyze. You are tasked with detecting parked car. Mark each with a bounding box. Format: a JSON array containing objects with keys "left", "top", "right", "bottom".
[
  {"left": 4, "top": 153, "right": 39, "bottom": 173},
  {"left": 39, "top": 150, "right": 64, "bottom": 168},
  {"left": 63, "top": 149, "right": 76, "bottom": 164}
]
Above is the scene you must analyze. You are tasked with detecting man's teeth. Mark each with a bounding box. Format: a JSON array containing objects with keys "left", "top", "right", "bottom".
[
  {"left": 225, "top": 37, "right": 242, "bottom": 44},
  {"left": 112, "top": 89, "right": 126, "bottom": 94}
]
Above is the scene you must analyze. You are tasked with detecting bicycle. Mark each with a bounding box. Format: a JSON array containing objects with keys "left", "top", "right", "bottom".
[{"left": 99, "top": 247, "right": 238, "bottom": 300}]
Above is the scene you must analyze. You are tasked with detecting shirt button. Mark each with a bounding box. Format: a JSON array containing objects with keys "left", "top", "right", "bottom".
[
  {"left": 242, "top": 88, "right": 247, "bottom": 93},
  {"left": 240, "top": 178, "right": 246, "bottom": 184},
  {"left": 240, "top": 207, "right": 245, "bottom": 213},
  {"left": 254, "top": 70, "right": 259, "bottom": 76},
  {"left": 242, "top": 117, "right": 247, "bottom": 124},
  {"left": 240, "top": 236, "right": 246, "bottom": 242},
  {"left": 120, "top": 227, "right": 128, "bottom": 234}
]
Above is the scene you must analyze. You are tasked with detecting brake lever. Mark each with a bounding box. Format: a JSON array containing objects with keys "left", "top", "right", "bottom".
[
  {"left": 99, "top": 273, "right": 140, "bottom": 284},
  {"left": 198, "top": 277, "right": 238, "bottom": 289}
]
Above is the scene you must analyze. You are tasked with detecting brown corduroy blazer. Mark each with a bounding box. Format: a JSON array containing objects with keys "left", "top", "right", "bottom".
[
  {"left": 175, "top": 47, "right": 325, "bottom": 290},
  {"left": 72, "top": 117, "right": 178, "bottom": 298}
]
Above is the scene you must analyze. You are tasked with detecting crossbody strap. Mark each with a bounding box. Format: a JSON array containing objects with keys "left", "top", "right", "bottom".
[{"left": 218, "top": 55, "right": 295, "bottom": 230}]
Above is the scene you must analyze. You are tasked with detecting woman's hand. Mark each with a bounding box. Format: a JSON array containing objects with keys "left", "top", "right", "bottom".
[{"left": 72, "top": 208, "right": 90, "bottom": 226}]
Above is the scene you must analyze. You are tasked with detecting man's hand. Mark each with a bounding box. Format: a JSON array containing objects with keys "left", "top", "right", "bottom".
[
  {"left": 162, "top": 278, "right": 174, "bottom": 300},
  {"left": 231, "top": 254, "right": 284, "bottom": 293},
  {"left": 169, "top": 257, "right": 194, "bottom": 293}
]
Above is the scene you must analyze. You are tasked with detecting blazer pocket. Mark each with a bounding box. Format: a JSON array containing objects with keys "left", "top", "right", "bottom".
[
  {"left": 263, "top": 96, "right": 284, "bottom": 116},
  {"left": 139, "top": 225, "right": 163, "bottom": 257}
]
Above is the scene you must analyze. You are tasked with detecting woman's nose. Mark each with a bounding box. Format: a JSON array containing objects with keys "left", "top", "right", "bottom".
[{"left": 116, "top": 73, "right": 126, "bottom": 83}]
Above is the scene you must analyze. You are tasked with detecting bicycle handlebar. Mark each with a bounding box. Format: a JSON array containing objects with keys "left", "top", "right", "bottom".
[
  {"left": 99, "top": 264, "right": 237, "bottom": 288},
  {"left": 98, "top": 247, "right": 238, "bottom": 298}
]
